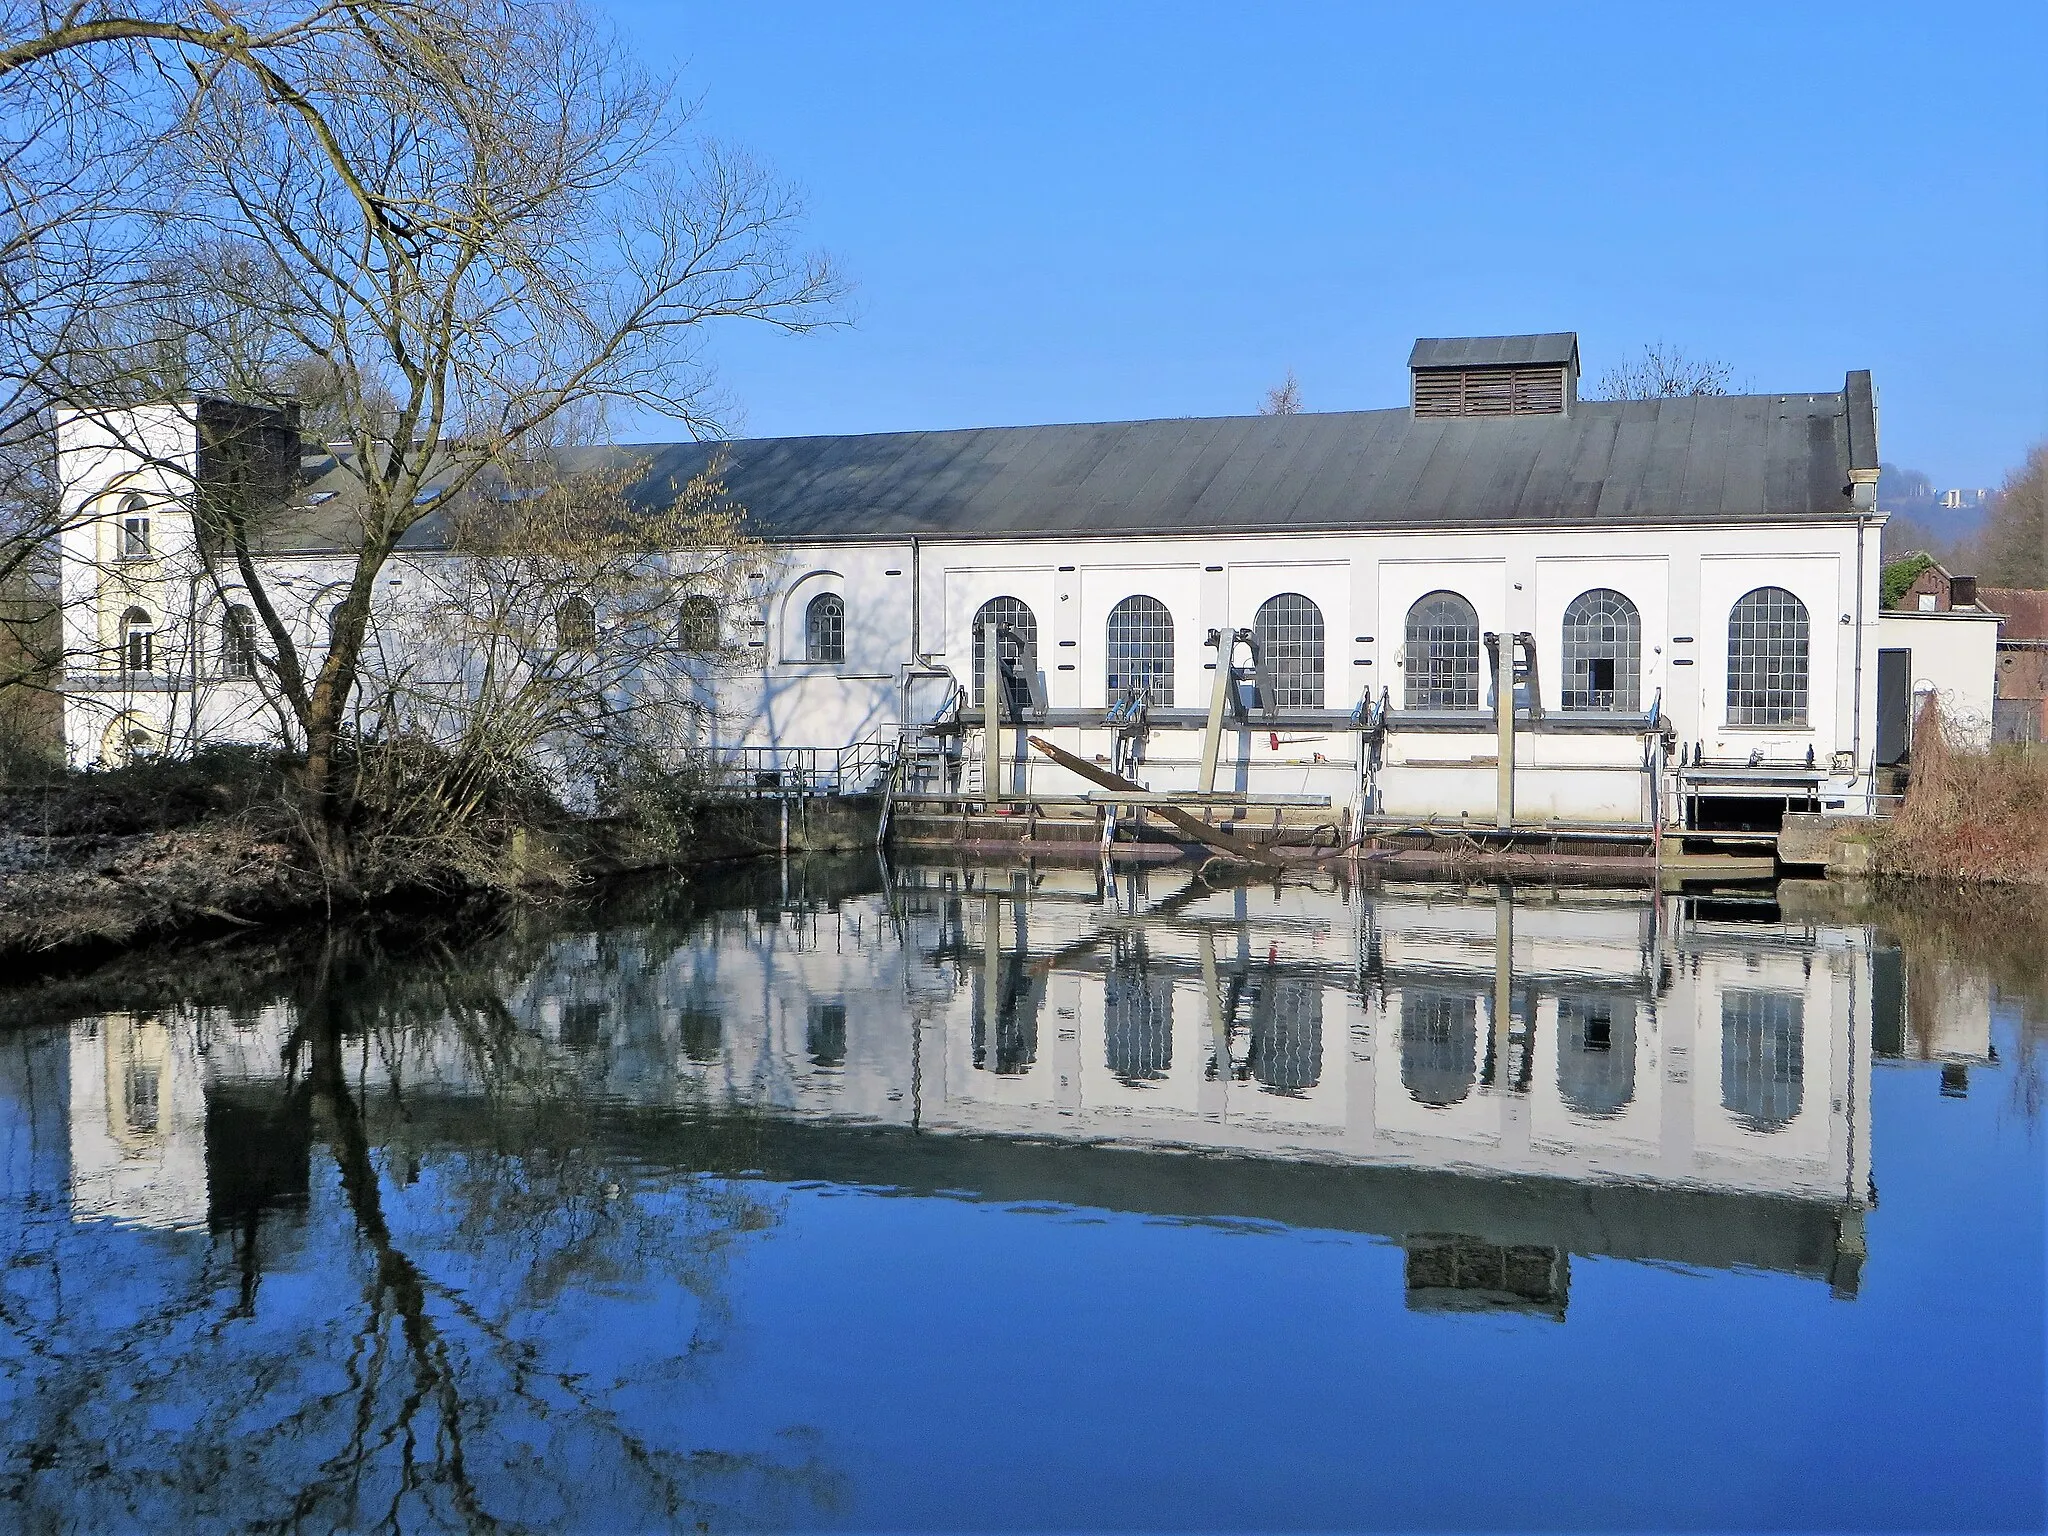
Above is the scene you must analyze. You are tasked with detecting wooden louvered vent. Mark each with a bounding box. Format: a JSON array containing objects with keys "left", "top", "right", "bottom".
[{"left": 1413, "top": 365, "right": 1568, "bottom": 418}]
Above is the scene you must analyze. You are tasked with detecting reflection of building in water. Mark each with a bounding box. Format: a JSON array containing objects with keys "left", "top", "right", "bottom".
[
  {"left": 67, "top": 1014, "right": 208, "bottom": 1229},
  {"left": 5, "top": 1002, "right": 313, "bottom": 1235},
  {"left": 18, "top": 860, "right": 1888, "bottom": 1318},
  {"left": 1869, "top": 935, "right": 1997, "bottom": 1098},
  {"left": 549, "top": 866, "right": 1879, "bottom": 1318},
  {"left": 1405, "top": 1234, "right": 1569, "bottom": 1321}
]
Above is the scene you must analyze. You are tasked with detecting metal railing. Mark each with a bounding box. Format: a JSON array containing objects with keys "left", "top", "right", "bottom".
[{"left": 714, "top": 730, "right": 899, "bottom": 798}]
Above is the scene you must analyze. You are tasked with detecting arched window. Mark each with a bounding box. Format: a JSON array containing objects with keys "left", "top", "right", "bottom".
[
  {"left": 1401, "top": 989, "right": 1477, "bottom": 1107},
  {"left": 1253, "top": 593, "right": 1324, "bottom": 709},
  {"left": 972, "top": 949, "right": 1043, "bottom": 1076},
  {"left": 1561, "top": 588, "right": 1641, "bottom": 711},
  {"left": 971, "top": 596, "right": 1038, "bottom": 711},
  {"left": 805, "top": 592, "right": 845, "bottom": 663},
  {"left": 1247, "top": 974, "right": 1322, "bottom": 1093},
  {"left": 679, "top": 1008, "right": 722, "bottom": 1064},
  {"left": 1106, "top": 595, "right": 1174, "bottom": 706},
  {"left": 678, "top": 595, "right": 719, "bottom": 652},
  {"left": 1104, "top": 947, "right": 1173, "bottom": 1083},
  {"left": 116, "top": 492, "right": 150, "bottom": 560},
  {"left": 119, "top": 607, "right": 154, "bottom": 674},
  {"left": 1404, "top": 592, "right": 1481, "bottom": 710},
  {"left": 220, "top": 605, "right": 257, "bottom": 678},
  {"left": 1721, "top": 989, "right": 1804, "bottom": 1131},
  {"left": 1556, "top": 994, "right": 1636, "bottom": 1118},
  {"left": 1726, "top": 587, "right": 1809, "bottom": 726},
  {"left": 555, "top": 595, "right": 596, "bottom": 652},
  {"left": 807, "top": 1002, "right": 847, "bottom": 1069}
]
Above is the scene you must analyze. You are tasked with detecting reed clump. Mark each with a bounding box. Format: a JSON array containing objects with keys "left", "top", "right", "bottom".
[{"left": 1878, "top": 694, "right": 2048, "bottom": 885}]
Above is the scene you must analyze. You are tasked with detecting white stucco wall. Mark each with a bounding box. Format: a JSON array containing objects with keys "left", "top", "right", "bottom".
[
  {"left": 1877, "top": 610, "right": 2001, "bottom": 751},
  {"left": 55, "top": 406, "right": 1891, "bottom": 818}
]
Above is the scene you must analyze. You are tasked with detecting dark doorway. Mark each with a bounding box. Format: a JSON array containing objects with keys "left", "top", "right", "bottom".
[{"left": 1877, "top": 648, "right": 1911, "bottom": 766}]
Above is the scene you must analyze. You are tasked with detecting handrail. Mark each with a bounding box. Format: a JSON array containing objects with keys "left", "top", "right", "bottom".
[{"left": 716, "top": 727, "right": 900, "bottom": 798}]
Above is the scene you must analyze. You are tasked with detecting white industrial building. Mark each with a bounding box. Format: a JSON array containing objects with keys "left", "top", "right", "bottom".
[{"left": 52, "top": 332, "right": 1992, "bottom": 837}]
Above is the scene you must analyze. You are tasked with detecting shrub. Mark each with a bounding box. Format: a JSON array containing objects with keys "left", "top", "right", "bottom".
[{"left": 1879, "top": 694, "right": 2048, "bottom": 884}]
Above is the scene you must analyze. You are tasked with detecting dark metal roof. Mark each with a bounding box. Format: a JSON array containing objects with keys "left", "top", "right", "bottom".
[
  {"left": 272, "top": 382, "right": 1875, "bottom": 553},
  {"left": 1408, "top": 332, "right": 1580, "bottom": 370}
]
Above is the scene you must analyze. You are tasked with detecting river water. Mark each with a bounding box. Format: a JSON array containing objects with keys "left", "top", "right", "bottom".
[{"left": 2, "top": 859, "right": 2042, "bottom": 1532}]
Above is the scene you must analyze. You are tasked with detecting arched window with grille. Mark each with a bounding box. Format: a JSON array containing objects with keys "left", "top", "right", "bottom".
[
  {"left": 678, "top": 596, "right": 719, "bottom": 652},
  {"left": 1561, "top": 588, "right": 1641, "bottom": 711},
  {"left": 1105, "top": 595, "right": 1174, "bottom": 705},
  {"left": 972, "top": 948, "right": 1043, "bottom": 1076},
  {"left": 1726, "top": 587, "right": 1809, "bottom": 726},
  {"left": 1253, "top": 593, "right": 1324, "bottom": 709},
  {"left": 1104, "top": 943, "right": 1173, "bottom": 1083},
  {"left": 1404, "top": 591, "right": 1481, "bottom": 710},
  {"left": 119, "top": 607, "right": 154, "bottom": 674},
  {"left": 1721, "top": 988, "right": 1804, "bottom": 1131},
  {"left": 971, "top": 596, "right": 1038, "bottom": 711},
  {"left": 1401, "top": 988, "right": 1477, "bottom": 1107},
  {"left": 805, "top": 592, "right": 845, "bottom": 663},
  {"left": 220, "top": 605, "right": 258, "bottom": 678},
  {"left": 1246, "top": 974, "right": 1322, "bottom": 1094},
  {"left": 1555, "top": 994, "right": 1636, "bottom": 1118},
  {"left": 555, "top": 596, "right": 596, "bottom": 653}
]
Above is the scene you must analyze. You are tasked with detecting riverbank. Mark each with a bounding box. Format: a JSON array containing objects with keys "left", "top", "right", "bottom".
[
  {"left": 0, "top": 753, "right": 885, "bottom": 972},
  {"left": 1874, "top": 701, "right": 2048, "bottom": 885}
]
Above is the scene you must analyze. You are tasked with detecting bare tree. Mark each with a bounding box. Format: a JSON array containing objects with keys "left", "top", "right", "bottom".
[
  {"left": 1977, "top": 443, "right": 2048, "bottom": 589},
  {"left": 0, "top": 4, "right": 425, "bottom": 724},
  {"left": 324, "top": 457, "right": 767, "bottom": 891},
  {"left": 171, "top": 0, "right": 838, "bottom": 856},
  {"left": 1260, "top": 370, "right": 1303, "bottom": 415},
  {"left": 1592, "top": 342, "right": 1736, "bottom": 400},
  {"left": 3, "top": 1, "right": 841, "bottom": 876}
]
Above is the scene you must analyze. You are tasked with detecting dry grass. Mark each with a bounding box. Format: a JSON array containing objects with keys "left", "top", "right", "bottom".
[{"left": 1879, "top": 694, "right": 2048, "bottom": 885}]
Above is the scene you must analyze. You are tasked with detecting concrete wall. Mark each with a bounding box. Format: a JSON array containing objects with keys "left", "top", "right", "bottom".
[{"left": 1876, "top": 609, "right": 2001, "bottom": 750}]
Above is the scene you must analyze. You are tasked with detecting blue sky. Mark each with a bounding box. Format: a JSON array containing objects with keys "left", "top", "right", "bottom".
[{"left": 603, "top": 1, "right": 2047, "bottom": 489}]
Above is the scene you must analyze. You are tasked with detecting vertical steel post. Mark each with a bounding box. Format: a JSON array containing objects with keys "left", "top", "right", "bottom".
[
  {"left": 982, "top": 619, "right": 1003, "bottom": 812},
  {"left": 1493, "top": 635, "right": 1515, "bottom": 829}
]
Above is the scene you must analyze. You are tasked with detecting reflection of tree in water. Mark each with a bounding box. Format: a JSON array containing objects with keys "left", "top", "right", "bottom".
[
  {"left": 1104, "top": 938, "right": 1173, "bottom": 1084},
  {"left": 1555, "top": 994, "right": 1637, "bottom": 1118},
  {"left": 1401, "top": 989, "right": 1477, "bottom": 1107},
  {"left": 0, "top": 917, "right": 847, "bottom": 1531},
  {"left": 1722, "top": 989, "right": 1804, "bottom": 1131}
]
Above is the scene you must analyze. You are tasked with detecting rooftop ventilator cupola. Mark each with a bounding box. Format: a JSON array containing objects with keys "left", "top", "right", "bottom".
[{"left": 1410, "top": 333, "right": 1579, "bottom": 419}]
